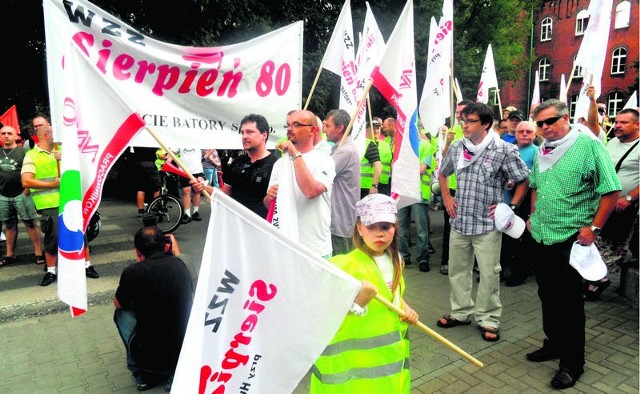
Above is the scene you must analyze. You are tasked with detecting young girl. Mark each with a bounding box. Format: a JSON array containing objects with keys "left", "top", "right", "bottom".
[{"left": 310, "top": 194, "right": 419, "bottom": 393}]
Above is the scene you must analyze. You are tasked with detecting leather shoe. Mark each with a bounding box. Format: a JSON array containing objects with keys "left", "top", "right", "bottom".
[
  {"left": 181, "top": 214, "right": 192, "bottom": 224},
  {"left": 440, "top": 264, "right": 448, "bottom": 275},
  {"left": 551, "top": 367, "right": 581, "bottom": 389},
  {"left": 86, "top": 266, "right": 100, "bottom": 279},
  {"left": 192, "top": 211, "right": 202, "bottom": 221},
  {"left": 419, "top": 261, "right": 430, "bottom": 272},
  {"left": 526, "top": 340, "right": 559, "bottom": 362},
  {"left": 39, "top": 272, "right": 57, "bottom": 286}
]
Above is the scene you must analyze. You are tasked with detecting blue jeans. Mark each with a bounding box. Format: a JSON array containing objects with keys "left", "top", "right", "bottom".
[
  {"left": 398, "top": 202, "right": 430, "bottom": 263},
  {"left": 114, "top": 309, "right": 143, "bottom": 382},
  {"left": 203, "top": 167, "right": 219, "bottom": 188}
]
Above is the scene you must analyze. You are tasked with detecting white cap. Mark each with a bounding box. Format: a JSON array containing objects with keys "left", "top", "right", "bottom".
[
  {"left": 356, "top": 194, "right": 397, "bottom": 225},
  {"left": 569, "top": 242, "right": 607, "bottom": 281},
  {"left": 494, "top": 203, "right": 525, "bottom": 239}
]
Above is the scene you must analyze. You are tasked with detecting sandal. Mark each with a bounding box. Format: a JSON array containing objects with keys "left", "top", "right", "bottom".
[
  {"left": 35, "top": 255, "right": 45, "bottom": 265},
  {"left": 584, "top": 279, "right": 611, "bottom": 301},
  {"left": 1, "top": 256, "right": 16, "bottom": 266},
  {"left": 437, "top": 315, "right": 471, "bottom": 328},
  {"left": 481, "top": 326, "right": 500, "bottom": 342}
]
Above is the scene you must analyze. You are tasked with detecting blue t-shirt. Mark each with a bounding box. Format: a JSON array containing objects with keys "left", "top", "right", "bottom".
[
  {"left": 518, "top": 144, "right": 537, "bottom": 169},
  {"left": 502, "top": 133, "right": 516, "bottom": 144}
]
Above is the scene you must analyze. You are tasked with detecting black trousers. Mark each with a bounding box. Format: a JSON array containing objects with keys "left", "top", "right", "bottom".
[{"left": 532, "top": 235, "right": 585, "bottom": 374}]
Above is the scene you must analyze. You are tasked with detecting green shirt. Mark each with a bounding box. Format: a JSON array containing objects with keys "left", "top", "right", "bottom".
[{"left": 530, "top": 133, "right": 621, "bottom": 245}]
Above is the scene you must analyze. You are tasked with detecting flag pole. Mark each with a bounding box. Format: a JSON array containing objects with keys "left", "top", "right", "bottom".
[
  {"left": 367, "top": 92, "right": 377, "bottom": 142},
  {"left": 564, "top": 63, "right": 577, "bottom": 100},
  {"left": 143, "top": 125, "right": 212, "bottom": 202},
  {"left": 303, "top": 67, "right": 324, "bottom": 110},
  {"left": 339, "top": 79, "right": 374, "bottom": 147},
  {"left": 374, "top": 294, "right": 484, "bottom": 368},
  {"left": 495, "top": 87, "right": 503, "bottom": 119}
]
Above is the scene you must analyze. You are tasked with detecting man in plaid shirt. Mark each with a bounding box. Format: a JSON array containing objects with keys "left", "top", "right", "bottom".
[{"left": 435, "top": 102, "right": 529, "bottom": 343}]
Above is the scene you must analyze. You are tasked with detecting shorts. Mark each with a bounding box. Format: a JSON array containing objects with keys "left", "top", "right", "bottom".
[
  {"left": 137, "top": 162, "right": 161, "bottom": 193},
  {"left": 179, "top": 173, "right": 204, "bottom": 188},
  {"left": 0, "top": 193, "right": 39, "bottom": 222},
  {"left": 39, "top": 208, "right": 59, "bottom": 255}
]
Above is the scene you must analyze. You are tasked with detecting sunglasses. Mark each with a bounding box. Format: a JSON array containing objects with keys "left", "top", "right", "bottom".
[{"left": 535, "top": 115, "right": 563, "bottom": 128}]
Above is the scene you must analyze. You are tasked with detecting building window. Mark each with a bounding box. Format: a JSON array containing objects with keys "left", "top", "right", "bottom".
[
  {"left": 569, "top": 94, "right": 579, "bottom": 121},
  {"left": 572, "top": 55, "right": 583, "bottom": 78},
  {"left": 541, "top": 17, "right": 552, "bottom": 41},
  {"left": 615, "top": 1, "right": 631, "bottom": 29},
  {"left": 608, "top": 92, "right": 624, "bottom": 117},
  {"left": 539, "top": 58, "right": 551, "bottom": 81},
  {"left": 611, "top": 47, "right": 627, "bottom": 75},
  {"left": 575, "top": 10, "right": 589, "bottom": 35}
]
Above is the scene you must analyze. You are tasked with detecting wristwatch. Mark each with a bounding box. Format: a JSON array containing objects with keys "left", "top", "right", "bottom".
[
  {"left": 590, "top": 225, "right": 601, "bottom": 235},
  {"left": 625, "top": 195, "right": 633, "bottom": 202},
  {"left": 291, "top": 151, "right": 302, "bottom": 161},
  {"left": 509, "top": 204, "right": 517, "bottom": 211},
  {"left": 371, "top": 184, "right": 379, "bottom": 189}
]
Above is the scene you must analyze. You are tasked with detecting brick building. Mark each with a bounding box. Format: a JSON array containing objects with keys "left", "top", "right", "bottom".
[{"left": 500, "top": 0, "right": 639, "bottom": 120}]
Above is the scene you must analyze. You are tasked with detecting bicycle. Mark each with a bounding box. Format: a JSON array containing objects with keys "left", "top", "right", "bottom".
[{"left": 144, "top": 171, "right": 184, "bottom": 234}]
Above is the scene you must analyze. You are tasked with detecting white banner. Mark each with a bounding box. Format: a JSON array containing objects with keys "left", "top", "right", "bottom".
[
  {"left": 172, "top": 190, "right": 360, "bottom": 393},
  {"left": 476, "top": 44, "right": 498, "bottom": 104},
  {"left": 43, "top": 0, "right": 302, "bottom": 149}
]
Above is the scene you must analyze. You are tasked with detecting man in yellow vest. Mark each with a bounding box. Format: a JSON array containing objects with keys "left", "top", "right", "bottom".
[
  {"left": 360, "top": 121, "right": 382, "bottom": 198},
  {"left": 22, "top": 121, "right": 99, "bottom": 286}
]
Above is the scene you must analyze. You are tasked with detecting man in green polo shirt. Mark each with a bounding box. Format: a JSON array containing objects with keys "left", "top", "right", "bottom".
[{"left": 526, "top": 99, "right": 620, "bottom": 389}]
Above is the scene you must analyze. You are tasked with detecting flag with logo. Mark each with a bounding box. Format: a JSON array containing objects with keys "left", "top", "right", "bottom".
[
  {"left": 172, "top": 190, "right": 360, "bottom": 392},
  {"left": 370, "top": 0, "right": 420, "bottom": 209},
  {"left": 476, "top": 44, "right": 498, "bottom": 104},
  {"left": 419, "top": 0, "right": 453, "bottom": 133},
  {"left": 55, "top": 45, "right": 146, "bottom": 316},
  {"left": 574, "top": 0, "right": 613, "bottom": 120}
]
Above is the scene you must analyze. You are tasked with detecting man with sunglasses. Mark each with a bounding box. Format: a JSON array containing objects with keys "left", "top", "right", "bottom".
[
  {"left": 264, "top": 110, "right": 336, "bottom": 258},
  {"left": 526, "top": 99, "right": 620, "bottom": 389},
  {"left": 435, "top": 102, "right": 529, "bottom": 343}
]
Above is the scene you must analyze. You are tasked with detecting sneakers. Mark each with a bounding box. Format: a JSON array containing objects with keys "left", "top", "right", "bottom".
[
  {"left": 191, "top": 211, "right": 202, "bottom": 221},
  {"left": 137, "top": 209, "right": 145, "bottom": 218},
  {"left": 181, "top": 214, "right": 192, "bottom": 224},
  {"left": 39, "top": 272, "right": 57, "bottom": 286},
  {"left": 86, "top": 266, "right": 100, "bottom": 279},
  {"left": 440, "top": 264, "right": 448, "bottom": 275}
]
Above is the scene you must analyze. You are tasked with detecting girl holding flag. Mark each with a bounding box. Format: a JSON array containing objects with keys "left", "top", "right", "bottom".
[{"left": 311, "top": 193, "right": 418, "bottom": 393}]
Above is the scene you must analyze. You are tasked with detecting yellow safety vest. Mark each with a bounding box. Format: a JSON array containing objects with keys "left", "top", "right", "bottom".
[
  {"left": 360, "top": 139, "right": 377, "bottom": 189},
  {"left": 25, "top": 147, "right": 59, "bottom": 210},
  {"left": 420, "top": 140, "right": 437, "bottom": 201},
  {"left": 378, "top": 140, "right": 392, "bottom": 185},
  {"left": 311, "top": 249, "right": 411, "bottom": 393}
]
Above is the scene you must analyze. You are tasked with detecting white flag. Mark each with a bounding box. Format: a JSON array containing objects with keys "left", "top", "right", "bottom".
[
  {"left": 573, "top": 0, "right": 613, "bottom": 120},
  {"left": 454, "top": 77, "right": 464, "bottom": 102},
  {"left": 623, "top": 91, "right": 637, "bottom": 110},
  {"left": 419, "top": 0, "right": 453, "bottom": 133},
  {"left": 172, "top": 191, "right": 360, "bottom": 393},
  {"left": 559, "top": 74, "right": 567, "bottom": 103},
  {"left": 321, "top": 0, "right": 358, "bottom": 113},
  {"left": 476, "top": 44, "right": 498, "bottom": 104},
  {"left": 531, "top": 70, "right": 541, "bottom": 106},
  {"left": 370, "top": 0, "right": 421, "bottom": 209}
]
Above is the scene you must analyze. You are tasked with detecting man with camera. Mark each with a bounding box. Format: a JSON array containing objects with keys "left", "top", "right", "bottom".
[{"left": 113, "top": 226, "right": 193, "bottom": 391}]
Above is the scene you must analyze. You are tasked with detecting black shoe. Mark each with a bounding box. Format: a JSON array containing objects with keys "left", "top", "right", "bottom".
[
  {"left": 181, "top": 214, "right": 192, "bottom": 224},
  {"left": 39, "top": 272, "right": 57, "bottom": 286},
  {"left": 526, "top": 340, "right": 559, "bottom": 362},
  {"left": 551, "top": 367, "right": 581, "bottom": 389},
  {"left": 86, "top": 266, "right": 100, "bottom": 279},
  {"left": 192, "top": 211, "right": 202, "bottom": 221},
  {"left": 137, "top": 209, "right": 144, "bottom": 218},
  {"left": 403, "top": 257, "right": 412, "bottom": 266},
  {"left": 419, "top": 261, "right": 430, "bottom": 272},
  {"left": 440, "top": 264, "right": 448, "bottom": 275}
]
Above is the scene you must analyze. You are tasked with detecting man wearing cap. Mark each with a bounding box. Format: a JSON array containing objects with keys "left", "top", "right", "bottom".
[
  {"left": 436, "top": 102, "right": 529, "bottom": 342},
  {"left": 502, "top": 110, "right": 525, "bottom": 144},
  {"left": 527, "top": 99, "right": 620, "bottom": 389}
]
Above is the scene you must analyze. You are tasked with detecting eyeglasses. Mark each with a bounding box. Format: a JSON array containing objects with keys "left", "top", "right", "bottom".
[
  {"left": 598, "top": 108, "right": 606, "bottom": 114},
  {"left": 535, "top": 115, "right": 563, "bottom": 128},
  {"left": 284, "top": 122, "right": 314, "bottom": 129},
  {"left": 460, "top": 119, "right": 481, "bottom": 125}
]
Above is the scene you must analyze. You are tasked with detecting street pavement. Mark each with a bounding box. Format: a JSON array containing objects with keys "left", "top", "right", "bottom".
[{"left": 0, "top": 197, "right": 638, "bottom": 393}]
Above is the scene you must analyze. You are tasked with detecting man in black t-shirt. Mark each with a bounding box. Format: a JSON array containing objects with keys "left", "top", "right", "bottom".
[
  {"left": 191, "top": 114, "right": 280, "bottom": 219},
  {"left": 114, "top": 226, "right": 193, "bottom": 391}
]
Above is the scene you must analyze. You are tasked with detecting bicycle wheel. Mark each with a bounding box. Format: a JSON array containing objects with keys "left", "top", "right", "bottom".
[{"left": 147, "top": 194, "right": 183, "bottom": 234}]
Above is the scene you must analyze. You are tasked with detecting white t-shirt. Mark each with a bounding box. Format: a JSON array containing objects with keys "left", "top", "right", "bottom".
[
  {"left": 176, "top": 148, "right": 204, "bottom": 174},
  {"left": 269, "top": 149, "right": 335, "bottom": 257},
  {"left": 606, "top": 137, "right": 639, "bottom": 196}
]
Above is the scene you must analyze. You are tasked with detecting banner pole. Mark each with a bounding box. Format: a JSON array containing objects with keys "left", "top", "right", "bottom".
[
  {"left": 339, "top": 79, "right": 374, "bottom": 147},
  {"left": 564, "top": 63, "right": 577, "bottom": 100},
  {"left": 304, "top": 67, "right": 324, "bottom": 110},
  {"left": 374, "top": 294, "right": 484, "bottom": 368},
  {"left": 143, "top": 125, "right": 212, "bottom": 202}
]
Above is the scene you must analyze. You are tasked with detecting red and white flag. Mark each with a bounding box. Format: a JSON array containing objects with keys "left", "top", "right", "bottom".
[
  {"left": 172, "top": 190, "right": 360, "bottom": 393},
  {"left": 321, "top": 0, "right": 357, "bottom": 114},
  {"left": 370, "top": 0, "right": 421, "bottom": 209},
  {"left": 0, "top": 105, "right": 21, "bottom": 135},
  {"left": 476, "top": 44, "right": 498, "bottom": 104},
  {"left": 574, "top": 0, "right": 613, "bottom": 120},
  {"left": 52, "top": 44, "right": 146, "bottom": 316},
  {"left": 419, "top": 0, "right": 453, "bottom": 133}
]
